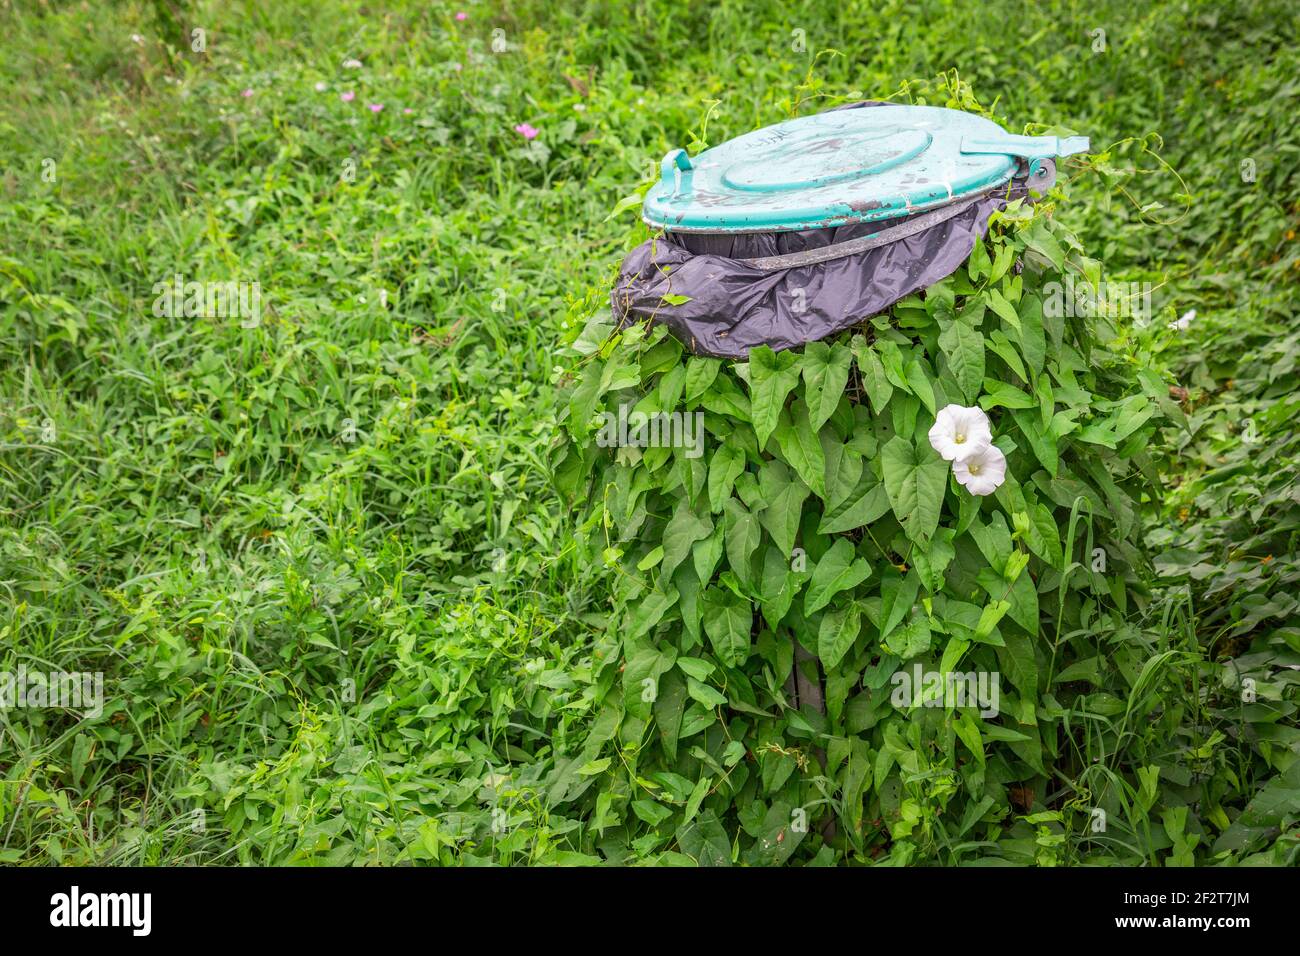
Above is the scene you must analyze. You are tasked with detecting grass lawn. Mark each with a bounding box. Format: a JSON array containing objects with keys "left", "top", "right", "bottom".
[{"left": 0, "top": 0, "right": 1297, "bottom": 864}]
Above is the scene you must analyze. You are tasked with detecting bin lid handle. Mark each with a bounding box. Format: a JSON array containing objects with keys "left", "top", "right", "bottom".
[
  {"left": 960, "top": 133, "right": 1090, "bottom": 160},
  {"left": 660, "top": 149, "right": 693, "bottom": 194}
]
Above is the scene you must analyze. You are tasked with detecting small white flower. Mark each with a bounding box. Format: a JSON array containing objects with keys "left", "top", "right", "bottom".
[
  {"left": 342, "top": 58, "right": 363, "bottom": 69},
  {"left": 1169, "top": 309, "right": 1195, "bottom": 331},
  {"left": 928, "top": 404, "right": 992, "bottom": 462},
  {"left": 130, "top": 34, "right": 144, "bottom": 45},
  {"left": 314, "top": 81, "right": 328, "bottom": 91},
  {"left": 952, "top": 443, "right": 1007, "bottom": 496}
]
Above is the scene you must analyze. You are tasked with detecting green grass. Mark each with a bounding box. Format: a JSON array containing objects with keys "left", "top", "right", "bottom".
[{"left": 0, "top": 0, "right": 1296, "bottom": 864}]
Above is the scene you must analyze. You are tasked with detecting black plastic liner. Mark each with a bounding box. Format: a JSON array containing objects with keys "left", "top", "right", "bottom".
[{"left": 612, "top": 102, "right": 1028, "bottom": 359}]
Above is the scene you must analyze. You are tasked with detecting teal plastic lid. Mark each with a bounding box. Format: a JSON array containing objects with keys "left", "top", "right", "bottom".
[{"left": 643, "top": 104, "right": 1088, "bottom": 234}]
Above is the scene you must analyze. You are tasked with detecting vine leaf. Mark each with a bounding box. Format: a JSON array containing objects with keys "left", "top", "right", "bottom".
[
  {"left": 748, "top": 346, "right": 801, "bottom": 451},
  {"left": 701, "top": 587, "right": 752, "bottom": 668},
  {"left": 661, "top": 501, "right": 713, "bottom": 581},
  {"left": 881, "top": 435, "right": 948, "bottom": 543},
  {"left": 722, "top": 497, "right": 762, "bottom": 588},
  {"left": 939, "top": 320, "right": 986, "bottom": 405},
  {"left": 758, "top": 545, "right": 800, "bottom": 630},
  {"left": 851, "top": 335, "right": 894, "bottom": 414},
  {"left": 804, "top": 538, "right": 872, "bottom": 615},
  {"left": 707, "top": 442, "right": 745, "bottom": 513},
  {"left": 757, "top": 461, "right": 810, "bottom": 557},
  {"left": 817, "top": 602, "right": 862, "bottom": 670},
  {"left": 773, "top": 402, "right": 827, "bottom": 499},
  {"left": 801, "top": 341, "right": 852, "bottom": 432}
]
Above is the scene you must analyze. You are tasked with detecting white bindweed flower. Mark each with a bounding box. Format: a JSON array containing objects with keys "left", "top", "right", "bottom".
[
  {"left": 952, "top": 443, "right": 1007, "bottom": 496},
  {"left": 342, "top": 58, "right": 363, "bottom": 69},
  {"left": 1169, "top": 309, "right": 1195, "bottom": 331},
  {"left": 928, "top": 404, "right": 992, "bottom": 462}
]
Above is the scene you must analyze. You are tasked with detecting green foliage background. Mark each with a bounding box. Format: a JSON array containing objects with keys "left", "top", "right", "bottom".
[{"left": 0, "top": 0, "right": 1296, "bottom": 864}]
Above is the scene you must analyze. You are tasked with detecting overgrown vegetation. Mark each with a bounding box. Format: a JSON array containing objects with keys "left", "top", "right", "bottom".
[
  {"left": 557, "top": 180, "right": 1211, "bottom": 862},
  {"left": 0, "top": 0, "right": 1296, "bottom": 865}
]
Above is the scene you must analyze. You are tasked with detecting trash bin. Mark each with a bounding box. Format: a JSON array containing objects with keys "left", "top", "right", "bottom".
[
  {"left": 557, "top": 97, "right": 1167, "bottom": 864},
  {"left": 613, "top": 102, "right": 1088, "bottom": 358}
]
